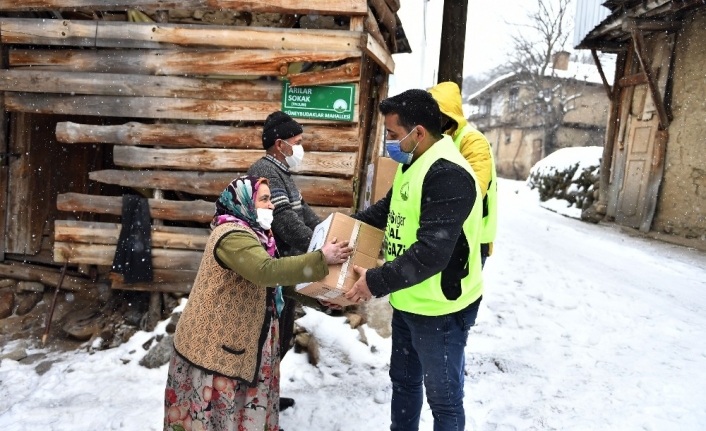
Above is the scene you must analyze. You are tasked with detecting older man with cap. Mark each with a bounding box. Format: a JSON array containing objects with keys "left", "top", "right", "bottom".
[{"left": 247, "top": 111, "right": 320, "bottom": 412}]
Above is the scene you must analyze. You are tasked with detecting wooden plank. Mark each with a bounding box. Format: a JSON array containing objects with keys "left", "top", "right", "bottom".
[
  {"left": 152, "top": 269, "right": 198, "bottom": 283},
  {"left": 618, "top": 72, "right": 648, "bottom": 88},
  {"left": 350, "top": 16, "right": 365, "bottom": 32},
  {"left": 365, "top": 8, "right": 387, "bottom": 49},
  {"left": 0, "top": 41, "right": 6, "bottom": 261},
  {"left": 111, "top": 280, "right": 194, "bottom": 294},
  {"left": 57, "top": 192, "right": 345, "bottom": 223},
  {"left": 384, "top": 0, "right": 400, "bottom": 13},
  {"left": 54, "top": 220, "right": 209, "bottom": 249},
  {"left": 7, "top": 92, "right": 359, "bottom": 123},
  {"left": 9, "top": 49, "right": 360, "bottom": 76},
  {"left": 596, "top": 50, "right": 628, "bottom": 214},
  {"left": 288, "top": 60, "right": 361, "bottom": 87},
  {"left": 0, "top": 18, "right": 363, "bottom": 52},
  {"left": 89, "top": 170, "right": 354, "bottom": 206},
  {"left": 0, "top": 262, "right": 94, "bottom": 292},
  {"left": 0, "top": 0, "right": 368, "bottom": 15},
  {"left": 53, "top": 242, "right": 204, "bottom": 270},
  {"left": 622, "top": 18, "right": 682, "bottom": 32},
  {"left": 6, "top": 93, "right": 281, "bottom": 122},
  {"left": 57, "top": 193, "right": 214, "bottom": 223},
  {"left": 631, "top": 30, "right": 670, "bottom": 130},
  {"left": 55, "top": 121, "right": 359, "bottom": 152},
  {"left": 591, "top": 49, "right": 613, "bottom": 100},
  {"left": 112, "top": 146, "right": 357, "bottom": 178},
  {"left": 361, "top": 33, "right": 394, "bottom": 74},
  {"left": 0, "top": 70, "right": 283, "bottom": 101},
  {"left": 369, "top": 0, "right": 397, "bottom": 40},
  {"left": 5, "top": 112, "right": 40, "bottom": 254}
]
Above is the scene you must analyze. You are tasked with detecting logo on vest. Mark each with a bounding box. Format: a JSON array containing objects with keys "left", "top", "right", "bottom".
[
  {"left": 386, "top": 210, "right": 408, "bottom": 257},
  {"left": 400, "top": 182, "right": 409, "bottom": 201}
]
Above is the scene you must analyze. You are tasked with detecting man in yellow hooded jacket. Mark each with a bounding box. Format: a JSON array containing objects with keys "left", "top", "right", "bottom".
[{"left": 429, "top": 82, "right": 498, "bottom": 266}]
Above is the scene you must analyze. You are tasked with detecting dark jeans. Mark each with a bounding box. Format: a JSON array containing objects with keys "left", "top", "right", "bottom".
[{"left": 389, "top": 297, "right": 481, "bottom": 431}]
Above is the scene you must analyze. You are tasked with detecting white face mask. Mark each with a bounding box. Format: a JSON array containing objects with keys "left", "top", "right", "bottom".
[
  {"left": 282, "top": 140, "right": 305, "bottom": 169},
  {"left": 256, "top": 208, "right": 274, "bottom": 230}
]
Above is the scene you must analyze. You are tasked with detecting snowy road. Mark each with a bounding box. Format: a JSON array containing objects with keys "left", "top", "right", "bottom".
[{"left": 1, "top": 179, "right": 705, "bottom": 430}]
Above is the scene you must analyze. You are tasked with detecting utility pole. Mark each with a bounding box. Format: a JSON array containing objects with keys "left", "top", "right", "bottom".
[{"left": 437, "top": 0, "right": 468, "bottom": 87}]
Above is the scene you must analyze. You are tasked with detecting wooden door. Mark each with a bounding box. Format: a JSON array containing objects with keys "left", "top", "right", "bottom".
[
  {"left": 5, "top": 113, "right": 106, "bottom": 261},
  {"left": 614, "top": 33, "right": 674, "bottom": 229}
]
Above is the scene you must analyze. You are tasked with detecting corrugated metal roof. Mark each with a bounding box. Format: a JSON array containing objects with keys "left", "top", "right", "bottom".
[{"left": 573, "top": 0, "right": 611, "bottom": 48}]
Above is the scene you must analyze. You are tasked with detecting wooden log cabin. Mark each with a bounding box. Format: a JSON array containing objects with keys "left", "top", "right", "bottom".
[{"left": 0, "top": 1, "right": 409, "bottom": 308}]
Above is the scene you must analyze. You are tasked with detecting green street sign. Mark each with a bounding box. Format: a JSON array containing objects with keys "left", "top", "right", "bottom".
[{"left": 281, "top": 81, "right": 356, "bottom": 122}]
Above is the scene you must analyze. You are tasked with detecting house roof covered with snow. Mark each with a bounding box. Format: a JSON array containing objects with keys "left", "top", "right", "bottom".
[{"left": 467, "top": 59, "right": 615, "bottom": 103}]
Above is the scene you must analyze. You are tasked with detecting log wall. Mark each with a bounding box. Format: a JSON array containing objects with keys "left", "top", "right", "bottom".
[{"left": 0, "top": 2, "right": 394, "bottom": 293}]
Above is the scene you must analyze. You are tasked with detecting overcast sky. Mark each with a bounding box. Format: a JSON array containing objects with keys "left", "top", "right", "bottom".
[{"left": 390, "top": 0, "right": 576, "bottom": 95}]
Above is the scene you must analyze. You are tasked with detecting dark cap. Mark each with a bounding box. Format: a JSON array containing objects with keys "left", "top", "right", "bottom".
[{"left": 262, "top": 111, "right": 304, "bottom": 150}]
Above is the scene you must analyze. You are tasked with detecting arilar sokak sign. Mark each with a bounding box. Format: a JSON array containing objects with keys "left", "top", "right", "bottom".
[{"left": 281, "top": 81, "right": 356, "bottom": 122}]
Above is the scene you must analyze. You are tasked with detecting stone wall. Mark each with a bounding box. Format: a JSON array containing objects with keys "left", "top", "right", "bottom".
[
  {"left": 479, "top": 80, "right": 607, "bottom": 180},
  {"left": 652, "top": 10, "right": 706, "bottom": 240}
]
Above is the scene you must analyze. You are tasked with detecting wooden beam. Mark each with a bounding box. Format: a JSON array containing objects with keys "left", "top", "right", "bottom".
[
  {"left": 0, "top": 262, "right": 94, "bottom": 292},
  {"left": 349, "top": 16, "right": 365, "bottom": 32},
  {"left": 368, "top": 0, "right": 397, "bottom": 39},
  {"left": 631, "top": 30, "right": 670, "bottom": 130},
  {"left": 288, "top": 60, "right": 361, "bottom": 87},
  {"left": 7, "top": 92, "right": 359, "bottom": 123},
  {"left": 361, "top": 33, "right": 394, "bottom": 74},
  {"left": 58, "top": 192, "right": 215, "bottom": 223},
  {"left": 384, "top": 0, "right": 400, "bottom": 13},
  {"left": 88, "top": 170, "right": 354, "bottom": 206},
  {"left": 0, "top": 70, "right": 282, "bottom": 101},
  {"left": 618, "top": 72, "right": 649, "bottom": 88},
  {"left": 110, "top": 280, "right": 194, "bottom": 294},
  {"left": 152, "top": 269, "right": 198, "bottom": 283},
  {"left": 0, "top": 0, "right": 368, "bottom": 15},
  {"left": 57, "top": 192, "right": 347, "bottom": 223},
  {"left": 596, "top": 50, "right": 628, "bottom": 214},
  {"left": 6, "top": 93, "right": 281, "bottom": 122},
  {"left": 54, "top": 242, "right": 204, "bottom": 270},
  {"left": 9, "top": 48, "right": 360, "bottom": 76},
  {"left": 112, "top": 146, "right": 357, "bottom": 177},
  {"left": 591, "top": 49, "right": 613, "bottom": 100},
  {"left": 622, "top": 18, "right": 682, "bottom": 32},
  {"left": 364, "top": 8, "right": 387, "bottom": 49},
  {"left": 55, "top": 121, "right": 359, "bottom": 152},
  {"left": 578, "top": 39, "right": 629, "bottom": 53},
  {"left": 54, "top": 220, "right": 209, "bottom": 250},
  {"left": 0, "top": 18, "right": 363, "bottom": 52},
  {"left": 0, "top": 40, "right": 6, "bottom": 262}
]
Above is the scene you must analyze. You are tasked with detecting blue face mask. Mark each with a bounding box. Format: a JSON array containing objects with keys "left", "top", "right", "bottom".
[{"left": 385, "top": 128, "right": 419, "bottom": 165}]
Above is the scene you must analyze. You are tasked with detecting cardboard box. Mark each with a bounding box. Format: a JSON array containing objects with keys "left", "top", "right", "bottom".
[
  {"left": 363, "top": 156, "right": 398, "bottom": 209},
  {"left": 296, "top": 213, "right": 385, "bottom": 307}
]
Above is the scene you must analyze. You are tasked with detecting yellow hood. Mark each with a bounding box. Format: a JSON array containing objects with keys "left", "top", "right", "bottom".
[{"left": 429, "top": 82, "right": 467, "bottom": 135}]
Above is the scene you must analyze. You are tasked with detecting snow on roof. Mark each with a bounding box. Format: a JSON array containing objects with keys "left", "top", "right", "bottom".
[
  {"left": 467, "top": 59, "right": 614, "bottom": 103},
  {"left": 467, "top": 72, "right": 516, "bottom": 102}
]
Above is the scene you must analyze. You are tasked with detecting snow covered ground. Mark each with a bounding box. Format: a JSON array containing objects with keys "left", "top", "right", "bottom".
[{"left": 2, "top": 178, "right": 706, "bottom": 431}]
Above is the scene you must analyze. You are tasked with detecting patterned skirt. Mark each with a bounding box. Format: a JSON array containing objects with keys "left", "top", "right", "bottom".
[{"left": 164, "top": 316, "right": 281, "bottom": 431}]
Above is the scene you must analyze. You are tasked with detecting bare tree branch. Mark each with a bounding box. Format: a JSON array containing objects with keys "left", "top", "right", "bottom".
[{"left": 501, "top": 0, "right": 577, "bottom": 156}]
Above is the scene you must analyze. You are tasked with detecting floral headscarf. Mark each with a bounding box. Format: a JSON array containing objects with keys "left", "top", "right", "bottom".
[{"left": 212, "top": 175, "right": 276, "bottom": 257}]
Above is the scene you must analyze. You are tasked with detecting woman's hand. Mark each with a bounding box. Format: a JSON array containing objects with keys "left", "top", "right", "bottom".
[{"left": 320, "top": 237, "right": 354, "bottom": 265}]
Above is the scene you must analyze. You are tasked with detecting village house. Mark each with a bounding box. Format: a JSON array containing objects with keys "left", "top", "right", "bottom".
[
  {"left": 0, "top": 0, "right": 408, "bottom": 345},
  {"left": 467, "top": 51, "right": 612, "bottom": 180},
  {"left": 576, "top": 0, "right": 706, "bottom": 246}
]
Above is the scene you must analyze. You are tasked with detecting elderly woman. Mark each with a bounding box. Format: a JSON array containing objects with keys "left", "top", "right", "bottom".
[{"left": 164, "top": 175, "right": 351, "bottom": 431}]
